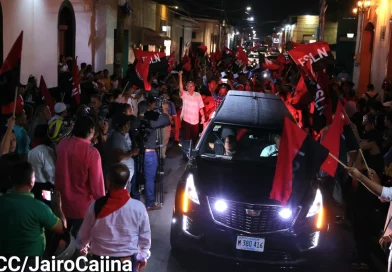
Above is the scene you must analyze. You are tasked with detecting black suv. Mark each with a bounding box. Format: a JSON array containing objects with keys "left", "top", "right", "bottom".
[{"left": 170, "top": 91, "right": 328, "bottom": 265}]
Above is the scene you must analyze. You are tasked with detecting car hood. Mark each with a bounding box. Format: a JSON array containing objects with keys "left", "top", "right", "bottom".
[{"left": 191, "top": 157, "right": 308, "bottom": 207}]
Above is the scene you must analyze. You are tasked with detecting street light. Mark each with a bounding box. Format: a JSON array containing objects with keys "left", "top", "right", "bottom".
[
  {"left": 248, "top": 17, "right": 254, "bottom": 21},
  {"left": 353, "top": 0, "right": 371, "bottom": 14},
  {"left": 246, "top": 6, "right": 251, "bottom": 11}
]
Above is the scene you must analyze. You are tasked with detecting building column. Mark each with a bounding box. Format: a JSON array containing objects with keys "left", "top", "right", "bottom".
[{"left": 357, "top": 22, "right": 374, "bottom": 97}]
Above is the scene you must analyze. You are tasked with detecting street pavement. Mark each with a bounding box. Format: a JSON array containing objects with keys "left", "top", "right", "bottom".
[{"left": 143, "top": 143, "right": 385, "bottom": 272}]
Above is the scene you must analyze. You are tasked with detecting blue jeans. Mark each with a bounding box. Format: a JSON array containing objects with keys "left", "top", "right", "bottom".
[{"left": 144, "top": 151, "right": 158, "bottom": 207}]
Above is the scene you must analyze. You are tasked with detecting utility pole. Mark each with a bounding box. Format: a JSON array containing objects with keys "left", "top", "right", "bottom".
[
  {"left": 319, "top": 0, "right": 328, "bottom": 41},
  {"left": 114, "top": 2, "right": 126, "bottom": 78}
]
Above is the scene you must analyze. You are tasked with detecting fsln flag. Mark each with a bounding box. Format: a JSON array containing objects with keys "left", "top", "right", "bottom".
[{"left": 270, "top": 117, "right": 329, "bottom": 205}]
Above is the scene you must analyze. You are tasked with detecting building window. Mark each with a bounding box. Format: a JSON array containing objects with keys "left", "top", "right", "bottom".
[{"left": 192, "top": 32, "right": 196, "bottom": 39}]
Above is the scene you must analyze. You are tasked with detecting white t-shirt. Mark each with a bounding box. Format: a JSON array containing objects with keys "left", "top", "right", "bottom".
[
  {"left": 28, "top": 145, "right": 56, "bottom": 184},
  {"left": 130, "top": 94, "right": 145, "bottom": 117}
]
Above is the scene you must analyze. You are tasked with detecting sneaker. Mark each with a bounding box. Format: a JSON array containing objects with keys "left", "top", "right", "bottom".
[{"left": 147, "top": 204, "right": 162, "bottom": 211}]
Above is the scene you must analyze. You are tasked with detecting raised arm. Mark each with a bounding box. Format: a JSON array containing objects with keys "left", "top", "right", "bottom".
[
  {"left": 0, "top": 116, "right": 15, "bottom": 156},
  {"left": 178, "top": 71, "right": 184, "bottom": 97}
]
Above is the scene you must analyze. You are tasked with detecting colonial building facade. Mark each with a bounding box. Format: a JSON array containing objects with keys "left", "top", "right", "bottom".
[
  {"left": 0, "top": 0, "right": 231, "bottom": 88},
  {"left": 352, "top": 0, "right": 392, "bottom": 99}
]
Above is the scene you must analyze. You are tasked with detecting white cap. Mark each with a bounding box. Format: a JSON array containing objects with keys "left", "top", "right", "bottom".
[
  {"left": 54, "top": 102, "right": 67, "bottom": 114},
  {"left": 233, "top": 73, "right": 239, "bottom": 79},
  {"left": 221, "top": 71, "right": 227, "bottom": 78}
]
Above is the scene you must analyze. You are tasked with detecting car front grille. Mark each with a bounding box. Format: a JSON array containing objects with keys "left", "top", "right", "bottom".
[{"left": 207, "top": 197, "right": 300, "bottom": 234}]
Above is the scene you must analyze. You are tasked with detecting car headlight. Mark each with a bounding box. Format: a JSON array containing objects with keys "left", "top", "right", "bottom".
[
  {"left": 214, "top": 200, "right": 228, "bottom": 212},
  {"left": 279, "top": 208, "right": 293, "bottom": 220},
  {"left": 306, "top": 189, "right": 323, "bottom": 218},
  {"left": 183, "top": 174, "right": 200, "bottom": 212}
]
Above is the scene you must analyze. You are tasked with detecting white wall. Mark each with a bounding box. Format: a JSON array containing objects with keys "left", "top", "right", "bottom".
[
  {"left": 94, "top": 0, "right": 116, "bottom": 74},
  {"left": 172, "top": 18, "right": 193, "bottom": 63},
  {"left": 370, "top": 0, "right": 392, "bottom": 100},
  {"left": 1, "top": 0, "right": 95, "bottom": 88}
]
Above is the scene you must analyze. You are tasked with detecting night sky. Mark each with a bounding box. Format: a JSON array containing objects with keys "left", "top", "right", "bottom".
[
  {"left": 225, "top": 0, "right": 321, "bottom": 34},
  {"left": 176, "top": 0, "right": 346, "bottom": 36}
]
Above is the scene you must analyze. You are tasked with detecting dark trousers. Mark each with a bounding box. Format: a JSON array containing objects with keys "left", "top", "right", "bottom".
[
  {"left": 182, "top": 120, "right": 199, "bottom": 146},
  {"left": 352, "top": 185, "right": 375, "bottom": 265},
  {"left": 92, "top": 254, "right": 138, "bottom": 271},
  {"left": 67, "top": 218, "right": 84, "bottom": 238}
]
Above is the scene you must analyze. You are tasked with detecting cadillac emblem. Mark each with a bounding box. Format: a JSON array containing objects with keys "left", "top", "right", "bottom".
[{"left": 245, "top": 209, "right": 261, "bottom": 217}]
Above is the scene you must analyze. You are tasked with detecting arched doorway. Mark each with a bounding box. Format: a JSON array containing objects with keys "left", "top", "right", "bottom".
[
  {"left": 0, "top": 2, "right": 3, "bottom": 66},
  {"left": 58, "top": 1, "right": 76, "bottom": 60},
  {"left": 58, "top": 1, "right": 75, "bottom": 96},
  {"left": 357, "top": 22, "right": 375, "bottom": 97}
]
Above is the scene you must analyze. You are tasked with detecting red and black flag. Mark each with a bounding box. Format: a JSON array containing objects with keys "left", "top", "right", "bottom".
[
  {"left": 39, "top": 76, "right": 54, "bottom": 115},
  {"left": 167, "top": 51, "right": 175, "bottom": 73},
  {"left": 135, "top": 58, "right": 151, "bottom": 91},
  {"left": 0, "top": 31, "right": 23, "bottom": 115},
  {"left": 182, "top": 49, "right": 190, "bottom": 65},
  {"left": 235, "top": 46, "right": 248, "bottom": 68},
  {"left": 133, "top": 49, "right": 168, "bottom": 75},
  {"left": 288, "top": 43, "right": 333, "bottom": 132},
  {"left": 320, "top": 101, "right": 359, "bottom": 177},
  {"left": 183, "top": 59, "right": 191, "bottom": 72},
  {"left": 270, "top": 117, "right": 329, "bottom": 205},
  {"left": 288, "top": 41, "right": 335, "bottom": 72}
]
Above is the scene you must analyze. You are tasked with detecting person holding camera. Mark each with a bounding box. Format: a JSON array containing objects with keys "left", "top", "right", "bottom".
[{"left": 131, "top": 100, "right": 170, "bottom": 211}]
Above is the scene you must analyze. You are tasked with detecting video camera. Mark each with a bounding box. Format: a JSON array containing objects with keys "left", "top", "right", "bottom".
[{"left": 155, "top": 95, "right": 168, "bottom": 108}]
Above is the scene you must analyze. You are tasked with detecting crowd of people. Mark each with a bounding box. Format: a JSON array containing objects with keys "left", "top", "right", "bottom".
[{"left": 3, "top": 46, "right": 392, "bottom": 271}]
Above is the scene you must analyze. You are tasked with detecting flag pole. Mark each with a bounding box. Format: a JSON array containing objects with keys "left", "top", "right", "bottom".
[
  {"left": 359, "top": 149, "right": 370, "bottom": 173},
  {"left": 12, "top": 88, "right": 18, "bottom": 117},
  {"left": 328, "top": 152, "right": 347, "bottom": 168}
]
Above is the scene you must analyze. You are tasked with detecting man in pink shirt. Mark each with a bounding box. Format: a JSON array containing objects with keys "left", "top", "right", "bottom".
[{"left": 55, "top": 116, "right": 105, "bottom": 237}]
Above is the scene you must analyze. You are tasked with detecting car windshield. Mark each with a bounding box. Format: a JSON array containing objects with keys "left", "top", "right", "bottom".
[{"left": 199, "top": 123, "right": 281, "bottom": 161}]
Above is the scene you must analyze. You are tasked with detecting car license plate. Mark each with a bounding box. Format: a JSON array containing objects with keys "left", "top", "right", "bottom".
[{"left": 236, "top": 236, "right": 265, "bottom": 252}]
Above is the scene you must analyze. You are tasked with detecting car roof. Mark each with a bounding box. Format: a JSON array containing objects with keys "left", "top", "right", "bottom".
[{"left": 213, "top": 91, "right": 294, "bottom": 129}]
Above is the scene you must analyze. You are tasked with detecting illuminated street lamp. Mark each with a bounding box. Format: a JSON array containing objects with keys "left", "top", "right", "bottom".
[
  {"left": 353, "top": 0, "right": 371, "bottom": 14},
  {"left": 248, "top": 17, "right": 254, "bottom": 21},
  {"left": 352, "top": 0, "right": 372, "bottom": 66},
  {"left": 246, "top": 6, "right": 251, "bottom": 11}
]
